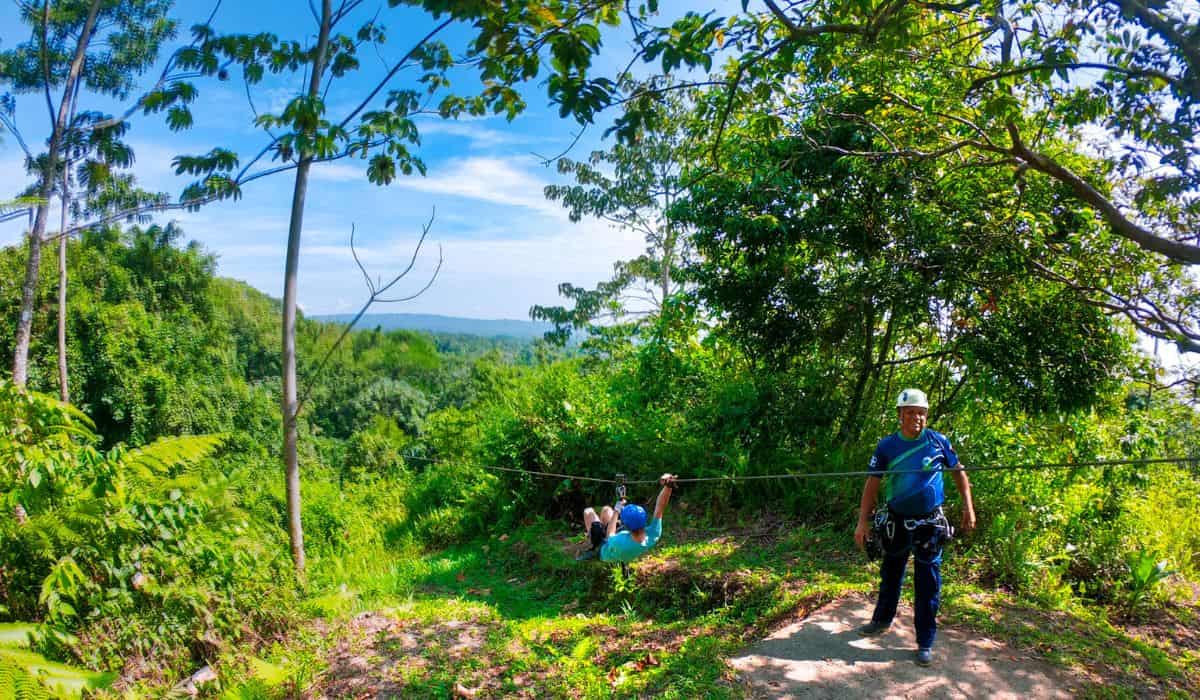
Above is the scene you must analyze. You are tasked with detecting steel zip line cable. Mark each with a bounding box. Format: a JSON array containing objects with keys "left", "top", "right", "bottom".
[{"left": 398, "top": 453, "right": 1198, "bottom": 485}]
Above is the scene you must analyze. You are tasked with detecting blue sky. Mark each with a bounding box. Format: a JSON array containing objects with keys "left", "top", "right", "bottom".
[{"left": 0, "top": 0, "right": 656, "bottom": 319}]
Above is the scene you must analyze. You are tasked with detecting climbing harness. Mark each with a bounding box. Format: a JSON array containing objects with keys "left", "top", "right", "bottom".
[
  {"left": 614, "top": 472, "right": 627, "bottom": 516},
  {"left": 865, "top": 508, "right": 887, "bottom": 562},
  {"left": 575, "top": 473, "right": 637, "bottom": 572},
  {"left": 868, "top": 506, "right": 954, "bottom": 563}
]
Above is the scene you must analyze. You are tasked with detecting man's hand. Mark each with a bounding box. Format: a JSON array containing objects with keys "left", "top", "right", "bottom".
[
  {"left": 960, "top": 507, "right": 976, "bottom": 533},
  {"left": 659, "top": 473, "right": 676, "bottom": 488},
  {"left": 854, "top": 519, "right": 871, "bottom": 551}
]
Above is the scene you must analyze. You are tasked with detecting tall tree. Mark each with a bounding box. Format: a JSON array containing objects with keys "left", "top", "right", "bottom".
[
  {"left": 676, "top": 111, "right": 1139, "bottom": 431},
  {"left": 0, "top": 0, "right": 190, "bottom": 387},
  {"left": 177, "top": 0, "right": 626, "bottom": 571},
  {"left": 534, "top": 82, "right": 698, "bottom": 346},
  {"left": 19, "top": 110, "right": 160, "bottom": 401},
  {"left": 560, "top": 1, "right": 1200, "bottom": 355}
]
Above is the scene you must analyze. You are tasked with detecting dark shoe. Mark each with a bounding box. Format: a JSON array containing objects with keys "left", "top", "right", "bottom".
[
  {"left": 575, "top": 548, "right": 599, "bottom": 562},
  {"left": 916, "top": 648, "right": 933, "bottom": 666},
  {"left": 857, "top": 620, "right": 891, "bottom": 637}
]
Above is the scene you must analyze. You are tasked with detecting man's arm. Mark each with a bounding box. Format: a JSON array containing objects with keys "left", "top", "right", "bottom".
[
  {"left": 607, "top": 499, "right": 625, "bottom": 537},
  {"left": 950, "top": 467, "right": 976, "bottom": 532},
  {"left": 653, "top": 473, "right": 675, "bottom": 520},
  {"left": 854, "top": 476, "right": 882, "bottom": 550}
]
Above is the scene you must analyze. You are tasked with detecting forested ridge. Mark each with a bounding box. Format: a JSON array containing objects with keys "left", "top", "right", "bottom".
[{"left": 2, "top": 0, "right": 1200, "bottom": 697}]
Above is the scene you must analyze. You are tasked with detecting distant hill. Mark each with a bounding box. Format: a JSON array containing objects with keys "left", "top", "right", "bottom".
[{"left": 311, "top": 312, "right": 554, "bottom": 339}]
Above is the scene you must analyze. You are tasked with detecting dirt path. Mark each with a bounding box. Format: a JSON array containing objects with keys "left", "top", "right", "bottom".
[{"left": 730, "top": 595, "right": 1088, "bottom": 699}]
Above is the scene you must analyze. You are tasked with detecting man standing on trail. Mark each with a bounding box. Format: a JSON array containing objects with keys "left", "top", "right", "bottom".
[
  {"left": 854, "top": 389, "right": 976, "bottom": 667},
  {"left": 579, "top": 474, "right": 677, "bottom": 563}
]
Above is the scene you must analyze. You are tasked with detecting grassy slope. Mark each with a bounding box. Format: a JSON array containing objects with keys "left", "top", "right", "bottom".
[{"left": 206, "top": 516, "right": 1198, "bottom": 700}]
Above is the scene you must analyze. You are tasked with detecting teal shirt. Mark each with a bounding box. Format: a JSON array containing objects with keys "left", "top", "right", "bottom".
[{"left": 600, "top": 518, "right": 662, "bottom": 563}]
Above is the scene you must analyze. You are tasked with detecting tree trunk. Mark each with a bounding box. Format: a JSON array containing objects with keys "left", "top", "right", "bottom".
[
  {"left": 57, "top": 175, "right": 70, "bottom": 402},
  {"left": 660, "top": 180, "right": 674, "bottom": 307},
  {"left": 840, "top": 297, "right": 878, "bottom": 445},
  {"left": 12, "top": 0, "right": 101, "bottom": 386},
  {"left": 661, "top": 224, "right": 673, "bottom": 306},
  {"left": 861, "top": 307, "right": 897, "bottom": 428},
  {"left": 282, "top": 0, "right": 333, "bottom": 574}
]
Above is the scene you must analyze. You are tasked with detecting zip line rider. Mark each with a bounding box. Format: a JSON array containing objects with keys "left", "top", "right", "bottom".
[
  {"left": 854, "top": 389, "right": 976, "bottom": 668},
  {"left": 579, "top": 473, "right": 677, "bottom": 563}
]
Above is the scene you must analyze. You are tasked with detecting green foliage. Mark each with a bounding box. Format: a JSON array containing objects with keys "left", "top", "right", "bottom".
[
  {"left": 0, "top": 381, "right": 298, "bottom": 681},
  {"left": 0, "top": 228, "right": 281, "bottom": 447},
  {"left": 0, "top": 648, "right": 115, "bottom": 699},
  {"left": 172, "top": 0, "right": 626, "bottom": 205},
  {"left": 1, "top": 1, "right": 177, "bottom": 100},
  {"left": 0, "top": 656, "right": 51, "bottom": 700},
  {"left": 1121, "top": 550, "right": 1174, "bottom": 617},
  {"left": 343, "top": 417, "right": 412, "bottom": 482},
  {"left": 535, "top": 82, "right": 699, "bottom": 348}
]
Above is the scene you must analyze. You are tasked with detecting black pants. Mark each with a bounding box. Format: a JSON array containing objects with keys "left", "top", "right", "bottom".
[
  {"left": 871, "top": 510, "right": 948, "bottom": 649},
  {"left": 589, "top": 520, "right": 607, "bottom": 550}
]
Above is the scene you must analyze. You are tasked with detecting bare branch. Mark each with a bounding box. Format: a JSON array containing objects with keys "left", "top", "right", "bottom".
[
  {"left": 763, "top": 0, "right": 865, "bottom": 40},
  {"left": 916, "top": 1, "right": 980, "bottom": 11},
  {"left": 533, "top": 126, "right": 588, "bottom": 167},
  {"left": 876, "top": 348, "right": 959, "bottom": 366},
  {"left": 349, "top": 223, "right": 375, "bottom": 293},
  {"left": 375, "top": 245, "right": 442, "bottom": 302},
  {"left": 0, "top": 112, "right": 33, "bottom": 159},
  {"left": 881, "top": 90, "right": 997, "bottom": 147},
  {"left": 373, "top": 208, "right": 435, "bottom": 298},
  {"left": 1030, "top": 259, "right": 1200, "bottom": 353},
  {"left": 810, "top": 136, "right": 986, "bottom": 160},
  {"left": 296, "top": 212, "right": 442, "bottom": 411}
]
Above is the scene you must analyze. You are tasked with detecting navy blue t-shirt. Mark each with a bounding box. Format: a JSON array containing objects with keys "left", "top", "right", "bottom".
[{"left": 868, "top": 429, "right": 958, "bottom": 516}]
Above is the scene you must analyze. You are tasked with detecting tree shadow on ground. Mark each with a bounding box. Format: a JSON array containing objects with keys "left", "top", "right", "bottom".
[{"left": 732, "top": 594, "right": 1090, "bottom": 699}]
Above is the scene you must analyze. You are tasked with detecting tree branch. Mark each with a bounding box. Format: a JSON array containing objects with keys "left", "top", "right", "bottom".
[
  {"left": 336, "top": 17, "right": 454, "bottom": 130},
  {"left": 763, "top": 0, "right": 866, "bottom": 40},
  {"left": 86, "top": 0, "right": 226, "bottom": 133},
  {"left": 40, "top": 0, "right": 55, "bottom": 123},
  {"left": 296, "top": 211, "right": 442, "bottom": 411},
  {"left": 1118, "top": 0, "right": 1200, "bottom": 81},
  {"left": 1006, "top": 123, "right": 1200, "bottom": 264},
  {"left": 967, "top": 61, "right": 1180, "bottom": 94},
  {"left": 1030, "top": 259, "right": 1200, "bottom": 353}
]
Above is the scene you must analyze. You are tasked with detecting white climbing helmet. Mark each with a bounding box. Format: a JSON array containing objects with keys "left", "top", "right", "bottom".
[{"left": 896, "top": 388, "right": 929, "bottom": 409}]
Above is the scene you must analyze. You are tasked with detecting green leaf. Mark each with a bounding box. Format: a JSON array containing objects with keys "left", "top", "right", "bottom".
[{"left": 166, "top": 105, "right": 193, "bottom": 131}]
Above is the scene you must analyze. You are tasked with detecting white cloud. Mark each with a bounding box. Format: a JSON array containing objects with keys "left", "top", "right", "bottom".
[
  {"left": 416, "top": 119, "right": 534, "bottom": 148},
  {"left": 289, "top": 216, "right": 646, "bottom": 318},
  {"left": 310, "top": 162, "right": 364, "bottom": 182},
  {"left": 0, "top": 121, "right": 648, "bottom": 321},
  {"left": 390, "top": 156, "right": 564, "bottom": 218}
]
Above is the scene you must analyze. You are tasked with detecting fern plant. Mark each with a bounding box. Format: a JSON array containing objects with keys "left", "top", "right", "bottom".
[
  {"left": 0, "top": 381, "right": 294, "bottom": 683},
  {"left": 0, "top": 656, "right": 52, "bottom": 700}
]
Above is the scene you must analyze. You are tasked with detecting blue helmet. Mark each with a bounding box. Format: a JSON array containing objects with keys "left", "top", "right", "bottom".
[{"left": 620, "top": 504, "right": 647, "bottom": 531}]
